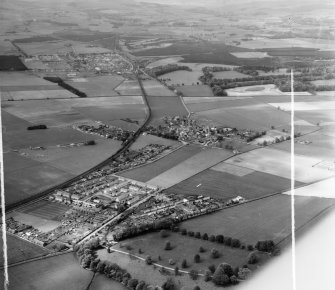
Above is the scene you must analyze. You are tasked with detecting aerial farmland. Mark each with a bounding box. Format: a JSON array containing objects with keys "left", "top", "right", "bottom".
[{"left": 1, "top": 0, "right": 335, "bottom": 290}]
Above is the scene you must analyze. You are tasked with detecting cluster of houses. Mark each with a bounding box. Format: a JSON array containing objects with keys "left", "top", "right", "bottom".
[{"left": 74, "top": 123, "right": 133, "bottom": 142}]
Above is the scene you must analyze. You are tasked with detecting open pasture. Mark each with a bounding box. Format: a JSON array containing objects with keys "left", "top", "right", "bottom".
[
  {"left": 165, "top": 167, "right": 300, "bottom": 201},
  {"left": 147, "top": 147, "right": 233, "bottom": 188},
  {"left": 177, "top": 85, "right": 213, "bottom": 97},
  {"left": 1, "top": 89, "right": 77, "bottom": 101},
  {"left": 181, "top": 194, "right": 335, "bottom": 245},
  {"left": 119, "top": 145, "right": 202, "bottom": 182},
  {"left": 146, "top": 96, "right": 188, "bottom": 124},
  {"left": 114, "top": 80, "right": 142, "bottom": 95},
  {"left": 226, "top": 84, "right": 283, "bottom": 96},
  {"left": 194, "top": 101, "right": 293, "bottom": 130},
  {"left": 225, "top": 147, "right": 335, "bottom": 183},
  {"left": 142, "top": 80, "right": 175, "bottom": 96},
  {"left": 0, "top": 234, "right": 49, "bottom": 266},
  {"left": 65, "top": 75, "right": 124, "bottom": 97},
  {"left": 0, "top": 253, "right": 94, "bottom": 290}
]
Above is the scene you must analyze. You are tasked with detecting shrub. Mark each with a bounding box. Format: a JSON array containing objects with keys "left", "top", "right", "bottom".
[
  {"left": 135, "top": 281, "right": 146, "bottom": 290},
  {"left": 174, "top": 266, "right": 179, "bottom": 276},
  {"left": 247, "top": 244, "right": 254, "bottom": 251},
  {"left": 224, "top": 237, "right": 232, "bottom": 246},
  {"left": 162, "top": 277, "right": 176, "bottom": 290},
  {"left": 199, "top": 246, "right": 205, "bottom": 253},
  {"left": 181, "top": 229, "right": 187, "bottom": 235},
  {"left": 128, "top": 279, "right": 139, "bottom": 290},
  {"left": 145, "top": 256, "right": 152, "bottom": 265},
  {"left": 209, "top": 235, "right": 216, "bottom": 242},
  {"left": 215, "top": 235, "right": 224, "bottom": 244},
  {"left": 181, "top": 259, "right": 188, "bottom": 268},
  {"left": 208, "top": 264, "right": 216, "bottom": 273},
  {"left": 189, "top": 270, "right": 198, "bottom": 280},
  {"left": 210, "top": 248, "right": 220, "bottom": 259},
  {"left": 160, "top": 230, "right": 169, "bottom": 238},
  {"left": 169, "top": 259, "right": 175, "bottom": 265},
  {"left": 255, "top": 240, "right": 275, "bottom": 252},
  {"left": 164, "top": 241, "right": 172, "bottom": 250},
  {"left": 202, "top": 233, "right": 208, "bottom": 240},
  {"left": 247, "top": 252, "right": 259, "bottom": 264},
  {"left": 231, "top": 238, "right": 241, "bottom": 248},
  {"left": 194, "top": 254, "right": 200, "bottom": 263},
  {"left": 195, "top": 232, "right": 201, "bottom": 239},
  {"left": 204, "top": 270, "right": 212, "bottom": 281},
  {"left": 188, "top": 231, "right": 195, "bottom": 237}
]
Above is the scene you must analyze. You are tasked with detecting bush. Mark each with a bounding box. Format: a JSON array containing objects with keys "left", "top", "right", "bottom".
[
  {"left": 247, "top": 244, "right": 254, "bottom": 251},
  {"left": 209, "top": 235, "right": 216, "bottom": 242},
  {"left": 145, "top": 256, "right": 153, "bottom": 265},
  {"left": 231, "top": 238, "right": 241, "bottom": 248},
  {"left": 247, "top": 252, "right": 259, "bottom": 264},
  {"left": 174, "top": 266, "right": 179, "bottom": 276},
  {"left": 202, "top": 233, "right": 208, "bottom": 240},
  {"left": 195, "top": 232, "right": 201, "bottom": 239},
  {"left": 162, "top": 277, "right": 176, "bottom": 290},
  {"left": 210, "top": 248, "right": 220, "bottom": 259},
  {"left": 208, "top": 264, "right": 216, "bottom": 273},
  {"left": 181, "top": 229, "right": 187, "bottom": 235},
  {"left": 160, "top": 230, "right": 169, "bottom": 238},
  {"left": 164, "top": 241, "right": 172, "bottom": 250},
  {"left": 224, "top": 237, "right": 232, "bottom": 246},
  {"left": 204, "top": 270, "right": 212, "bottom": 281},
  {"left": 188, "top": 231, "right": 195, "bottom": 237},
  {"left": 135, "top": 281, "right": 146, "bottom": 290},
  {"left": 181, "top": 259, "right": 188, "bottom": 268},
  {"left": 194, "top": 254, "right": 200, "bottom": 263},
  {"left": 128, "top": 278, "right": 139, "bottom": 290},
  {"left": 215, "top": 235, "right": 224, "bottom": 244},
  {"left": 199, "top": 246, "right": 205, "bottom": 253},
  {"left": 169, "top": 259, "right": 176, "bottom": 265},
  {"left": 189, "top": 270, "right": 198, "bottom": 280}
]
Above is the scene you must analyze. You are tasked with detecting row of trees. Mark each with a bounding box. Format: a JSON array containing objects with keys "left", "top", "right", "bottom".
[{"left": 148, "top": 64, "right": 192, "bottom": 77}]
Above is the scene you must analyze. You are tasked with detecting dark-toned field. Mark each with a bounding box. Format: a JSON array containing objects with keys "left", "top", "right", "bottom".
[
  {"left": 0, "top": 234, "right": 50, "bottom": 266},
  {"left": 0, "top": 55, "right": 27, "bottom": 71},
  {"left": 181, "top": 194, "right": 335, "bottom": 245},
  {"left": 146, "top": 96, "right": 188, "bottom": 124},
  {"left": 177, "top": 85, "right": 214, "bottom": 97},
  {"left": 119, "top": 145, "right": 202, "bottom": 182},
  {"left": 165, "top": 168, "right": 304, "bottom": 201}
]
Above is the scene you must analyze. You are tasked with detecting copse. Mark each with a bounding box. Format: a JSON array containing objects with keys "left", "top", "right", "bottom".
[{"left": 255, "top": 240, "right": 275, "bottom": 252}]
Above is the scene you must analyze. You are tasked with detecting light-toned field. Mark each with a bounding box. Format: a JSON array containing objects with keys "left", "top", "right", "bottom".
[
  {"left": 250, "top": 129, "right": 289, "bottom": 145},
  {"left": 0, "top": 71, "right": 58, "bottom": 88},
  {"left": 269, "top": 101, "right": 335, "bottom": 112},
  {"left": 212, "top": 70, "right": 250, "bottom": 79},
  {"left": 146, "top": 56, "right": 184, "bottom": 69},
  {"left": 147, "top": 147, "right": 233, "bottom": 188},
  {"left": 181, "top": 194, "right": 335, "bottom": 245},
  {"left": 1, "top": 89, "right": 77, "bottom": 101},
  {"left": 315, "top": 91, "right": 335, "bottom": 96},
  {"left": 230, "top": 52, "right": 271, "bottom": 58},
  {"left": 211, "top": 162, "right": 254, "bottom": 176},
  {"left": 283, "top": 177, "right": 335, "bottom": 199},
  {"left": 176, "top": 85, "right": 214, "bottom": 97},
  {"left": 114, "top": 80, "right": 142, "bottom": 95},
  {"left": 65, "top": 75, "right": 124, "bottom": 97},
  {"left": 225, "top": 147, "right": 335, "bottom": 183},
  {"left": 0, "top": 253, "right": 95, "bottom": 290},
  {"left": 130, "top": 133, "right": 181, "bottom": 151},
  {"left": 226, "top": 84, "right": 283, "bottom": 96},
  {"left": 142, "top": 80, "right": 175, "bottom": 96}
]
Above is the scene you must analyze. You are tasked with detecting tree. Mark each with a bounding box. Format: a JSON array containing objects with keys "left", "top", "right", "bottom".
[
  {"left": 199, "top": 246, "right": 205, "bottom": 253},
  {"left": 189, "top": 269, "right": 198, "bottom": 280},
  {"left": 174, "top": 266, "right": 179, "bottom": 276},
  {"left": 181, "top": 259, "right": 188, "bottom": 268},
  {"left": 230, "top": 275, "right": 238, "bottom": 285},
  {"left": 204, "top": 270, "right": 212, "bottom": 281},
  {"left": 136, "top": 281, "right": 146, "bottom": 290},
  {"left": 164, "top": 241, "right": 172, "bottom": 250},
  {"left": 145, "top": 255, "right": 153, "bottom": 265},
  {"left": 160, "top": 229, "right": 169, "bottom": 238},
  {"left": 220, "top": 263, "right": 234, "bottom": 277},
  {"left": 96, "top": 261, "right": 106, "bottom": 273},
  {"left": 193, "top": 286, "right": 200, "bottom": 290},
  {"left": 215, "top": 235, "right": 224, "bottom": 244},
  {"left": 208, "top": 264, "right": 216, "bottom": 273},
  {"left": 247, "top": 244, "right": 254, "bottom": 251},
  {"left": 188, "top": 231, "right": 195, "bottom": 237},
  {"left": 224, "top": 237, "right": 232, "bottom": 246},
  {"left": 212, "top": 266, "right": 230, "bottom": 286},
  {"left": 162, "top": 277, "right": 176, "bottom": 290},
  {"left": 231, "top": 238, "right": 241, "bottom": 248},
  {"left": 195, "top": 232, "right": 201, "bottom": 239},
  {"left": 209, "top": 235, "right": 216, "bottom": 242},
  {"left": 128, "top": 279, "right": 139, "bottom": 290},
  {"left": 194, "top": 254, "right": 200, "bottom": 263},
  {"left": 181, "top": 229, "right": 187, "bottom": 235},
  {"left": 210, "top": 248, "right": 220, "bottom": 259},
  {"left": 234, "top": 266, "right": 239, "bottom": 277},
  {"left": 202, "top": 233, "right": 208, "bottom": 240},
  {"left": 247, "top": 251, "right": 259, "bottom": 264}
]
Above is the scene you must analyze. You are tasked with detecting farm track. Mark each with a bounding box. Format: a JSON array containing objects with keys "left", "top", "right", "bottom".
[{"left": 4, "top": 72, "right": 151, "bottom": 213}]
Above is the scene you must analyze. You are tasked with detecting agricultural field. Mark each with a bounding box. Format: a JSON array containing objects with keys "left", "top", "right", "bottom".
[
  {"left": 230, "top": 52, "right": 271, "bottom": 59},
  {"left": 0, "top": 253, "right": 95, "bottom": 290},
  {"left": 0, "top": 234, "right": 50, "bottom": 266},
  {"left": 181, "top": 194, "right": 335, "bottom": 245},
  {"left": 146, "top": 56, "right": 184, "bottom": 69},
  {"left": 114, "top": 80, "right": 142, "bottom": 95},
  {"left": 0, "top": 55, "right": 27, "bottom": 70},
  {"left": 225, "top": 147, "right": 335, "bottom": 183},
  {"left": 1, "top": 89, "right": 77, "bottom": 101},
  {"left": 130, "top": 133, "right": 181, "bottom": 151},
  {"left": 64, "top": 75, "right": 124, "bottom": 97},
  {"left": 177, "top": 85, "right": 214, "bottom": 97},
  {"left": 147, "top": 147, "right": 233, "bottom": 188},
  {"left": 142, "top": 80, "right": 175, "bottom": 96},
  {"left": 119, "top": 145, "right": 202, "bottom": 182},
  {"left": 212, "top": 70, "right": 250, "bottom": 79},
  {"left": 225, "top": 84, "right": 283, "bottom": 96},
  {"left": 165, "top": 166, "right": 303, "bottom": 201},
  {"left": 146, "top": 96, "right": 188, "bottom": 124}
]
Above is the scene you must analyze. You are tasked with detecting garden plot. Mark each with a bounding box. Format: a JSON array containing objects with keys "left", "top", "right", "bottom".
[
  {"left": 147, "top": 147, "right": 233, "bottom": 188},
  {"left": 225, "top": 147, "right": 335, "bottom": 183}
]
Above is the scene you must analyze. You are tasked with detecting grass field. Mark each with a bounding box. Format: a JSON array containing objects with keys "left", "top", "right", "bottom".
[
  {"left": 65, "top": 75, "right": 124, "bottom": 97},
  {"left": 212, "top": 70, "right": 250, "bottom": 79},
  {"left": 1, "top": 89, "right": 77, "bottom": 101},
  {"left": 225, "top": 147, "right": 335, "bottom": 183},
  {"left": 119, "top": 145, "right": 202, "bottom": 182},
  {"left": 181, "top": 194, "right": 335, "bottom": 245},
  {"left": 146, "top": 56, "right": 184, "bottom": 69},
  {"left": 142, "top": 80, "right": 175, "bottom": 96},
  {"left": 226, "top": 84, "right": 283, "bottom": 96},
  {"left": 114, "top": 80, "right": 142, "bottom": 95},
  {"left": 112, "top": 231, "right": 250, "bottom": 271},
  {"left": 0, "top": 234, "right": 50, "bottom": 266},
  {"left": 0, "top": 71, "right": 58, "bottom": 88},
  {"left": 146, "top": 96, "right": 188, "bottom": 124},
  {"left": 177, "top": 85, "right": 214, "bottom": 97},
  {"left": 0, "top": 253, "right": 95, "bottom": 290},
  {"left": 165, "top": 167, "right": 303, "bottom": 201},
  {"left": 147, "top": 147, "right": 233, "bottom": 188}
]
